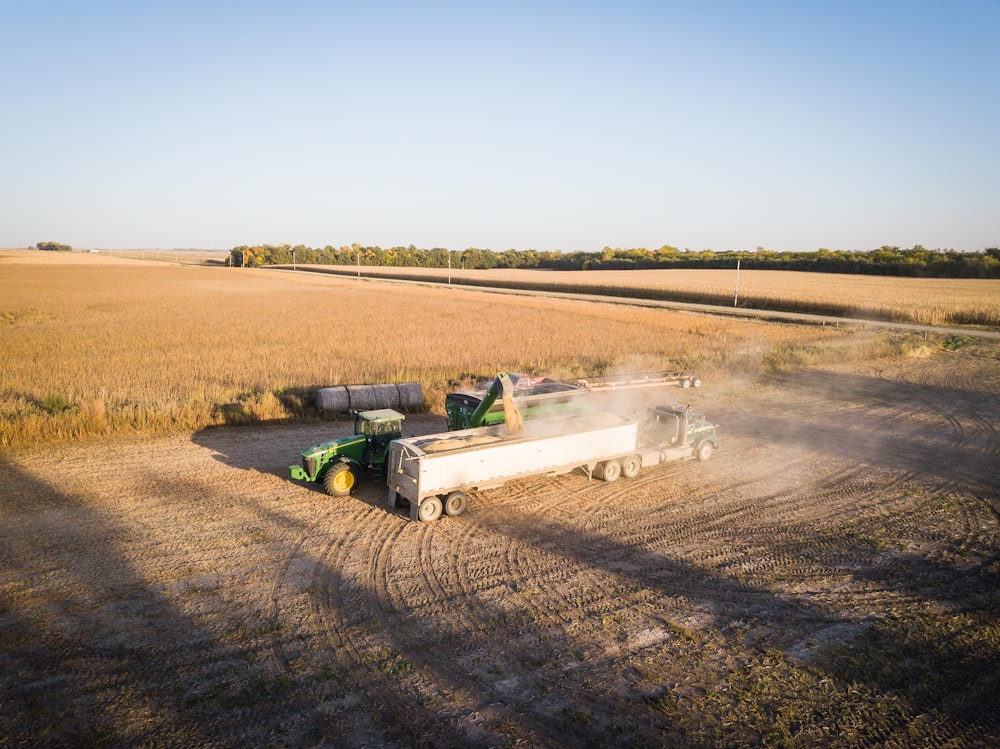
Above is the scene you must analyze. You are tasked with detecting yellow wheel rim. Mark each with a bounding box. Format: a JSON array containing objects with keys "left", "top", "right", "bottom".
[{"left": 332, "top": 469, "right": 354, "bottom": 493}]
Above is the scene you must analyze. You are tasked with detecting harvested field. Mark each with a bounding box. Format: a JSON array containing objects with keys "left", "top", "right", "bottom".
[
  {"left": 2, "top": 342, "right": 998, "bottom": 746},
  {"left": 2, "top": 250, "right": 998, "bottom": 746}
]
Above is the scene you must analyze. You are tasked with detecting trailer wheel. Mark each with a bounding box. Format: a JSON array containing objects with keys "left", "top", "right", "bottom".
[
  {"left": 599, "top": 459, "right": 621, "bottom": 482},
  {"left": 418, "top": 496, "right": 443, "bottom": 522},
  {"left": 622, "top": 455, "right": 641, "bottom": 478},
  {"left": 444, "top": 491, "right": 468, "bottom": 517},
  {"left": 697, "top": 441, "right": 714, "bottom": 461},
  {"left": 324, "top": 463, "right": 357, "bottom": 496}
]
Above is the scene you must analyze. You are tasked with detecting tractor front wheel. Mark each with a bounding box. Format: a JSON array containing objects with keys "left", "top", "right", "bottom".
[{"left": 324, "top": 463, "right": 358, "bottom": 496}]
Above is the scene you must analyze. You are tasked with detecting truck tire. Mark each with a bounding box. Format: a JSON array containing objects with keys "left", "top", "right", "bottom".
[
  {"left": 444, "top": 491, "right": 468, "bottom": 517},
  {"left": 622, "top": 455, "right": 641, "bottom": 478},
  {"left": 697, "top": 441, "right": 714, "bottom": 461},
  {"left": 323, "top": 463, "right": 357, "bottom": 497},
  {"left": 599, "top": 459, "right": 621, "bottom": 482},
  {"left": 418, "top": 496, "right": 443, "bottom": 522}
]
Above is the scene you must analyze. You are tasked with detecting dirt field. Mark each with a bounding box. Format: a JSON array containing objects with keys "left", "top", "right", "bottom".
[{"left": 2, "top": 343, "right": 999, "bottom": 747}]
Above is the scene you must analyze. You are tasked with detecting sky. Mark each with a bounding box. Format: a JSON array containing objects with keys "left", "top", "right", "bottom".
[{"left": 2, "top": 1, "right": 998, "bottom": 254}]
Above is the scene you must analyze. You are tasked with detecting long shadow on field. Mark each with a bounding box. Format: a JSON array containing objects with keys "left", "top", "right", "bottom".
[
  {"left": 190, "top": 422, "right": 345, "bottom": 476},
  {"left": 0, "top": 457, "right": 237, "bottom": 746},
  {"left": 496, "top": 501, "right": 999, "bottom": 739}
]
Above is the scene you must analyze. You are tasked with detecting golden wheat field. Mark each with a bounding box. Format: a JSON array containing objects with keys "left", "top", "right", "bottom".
[
  {"left": 0, "top": 249, "right": 989, "bottom": 446},
  {"left": 305, "top": 265, "right": 1000, "bottom": 327}
]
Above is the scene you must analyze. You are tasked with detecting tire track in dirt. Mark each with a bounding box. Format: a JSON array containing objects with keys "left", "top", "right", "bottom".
[{"left": 259, "top": 352, "right": 1000, "bottom": 745}]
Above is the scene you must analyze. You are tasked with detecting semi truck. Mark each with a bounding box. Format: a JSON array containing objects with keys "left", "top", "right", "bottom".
[{"left": 386, "top": 403, "right": 718, "bottom": 522}]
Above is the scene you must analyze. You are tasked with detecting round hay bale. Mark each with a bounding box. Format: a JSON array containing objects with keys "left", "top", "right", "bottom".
[
  {"left": 372, "top": 383, "right": 400, "bottom": 409},
  {"left": 397, "top": 382, "right": 424, "bottom": 410},
  {"left": 317, "top": 386, "right": 350, "bottom": 413},
  {"left": 346, "top": 384, "right": 375, "bottom": 411}
]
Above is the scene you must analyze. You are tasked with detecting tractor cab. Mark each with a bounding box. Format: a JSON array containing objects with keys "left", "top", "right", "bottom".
[{"left": 354, "top": 409, "right": 405, "bottom": 463}]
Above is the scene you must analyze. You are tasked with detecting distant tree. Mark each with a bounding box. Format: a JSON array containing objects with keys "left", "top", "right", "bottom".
[{"left": 36, "top": 241, "right": 72, "bottom": 252}]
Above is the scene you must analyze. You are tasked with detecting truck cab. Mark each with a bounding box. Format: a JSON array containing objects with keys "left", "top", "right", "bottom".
[
  {"left": 289, "top": 409, "right": 404, "bottom": 496},
  {"left": 644, "top": 404, "right": 718, "bottom": 460}
]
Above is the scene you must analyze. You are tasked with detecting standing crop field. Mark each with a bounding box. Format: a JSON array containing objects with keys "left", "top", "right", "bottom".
[
  {"left": 0, "top": 250, "right": 888, "bottom": 446},
  {"left": 299, "top": 264, "right": 1000, "bottom": 327}
]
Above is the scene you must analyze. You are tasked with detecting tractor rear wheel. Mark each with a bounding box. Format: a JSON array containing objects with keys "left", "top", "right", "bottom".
[
  {"left": 444, "top": 491, "right": 468, "bottom": 517},
  {"left": 324, "top": 463, "right": 357, "bottom": 496},
  {"left": 418, "top": 496, "right": 443, "bottom": 522}
]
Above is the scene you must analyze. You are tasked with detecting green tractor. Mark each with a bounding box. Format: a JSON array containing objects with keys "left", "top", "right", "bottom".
[{"left": 288, "top": 409, "right": 404, "bottom": 496}]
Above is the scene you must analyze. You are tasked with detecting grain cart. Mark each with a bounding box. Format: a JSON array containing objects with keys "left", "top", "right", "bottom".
[
  {"left": 386, "top": 403, "right": 718, "bottom": 522},
  {"left": 445, "top": 371, "right": 703, "bottom": 431},
  {"left": 288, "top": 408, "right": 405, "bottom": 496},
  {"left": 445, "top": 375, "right": 588, "bottom": 430}
]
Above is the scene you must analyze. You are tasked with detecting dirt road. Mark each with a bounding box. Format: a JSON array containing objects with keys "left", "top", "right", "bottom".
[{"left": 2, "top": 344, "right": 998, "bottom": 747}]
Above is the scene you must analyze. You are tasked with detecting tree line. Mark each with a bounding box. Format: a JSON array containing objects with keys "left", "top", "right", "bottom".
[
  {"left": 231, "top": 243, "right": 1000, "bottom": 278},
  {"left": 36, "top": 241, "right": 73, "bottom": 252}
]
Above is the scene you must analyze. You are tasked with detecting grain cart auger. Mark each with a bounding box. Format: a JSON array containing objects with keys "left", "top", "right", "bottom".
[
  {"left": 288, "top": 409, "right": 404, "bottom": 496},
  {"left": 466, "top": 372, "right": 524, "bottom": 434}
]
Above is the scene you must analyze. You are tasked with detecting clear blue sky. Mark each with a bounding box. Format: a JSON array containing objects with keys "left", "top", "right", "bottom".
[{"left": 2, "top": 1, "right": 998, "bottom": 253}]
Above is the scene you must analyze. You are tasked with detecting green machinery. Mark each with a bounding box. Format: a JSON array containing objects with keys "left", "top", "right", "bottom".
[
  {"left": 288, "top": 408, "right": 405, "bottom": 496},
  {"left": 290, "top": 374, "right": 523, "bottom": 497},
  {"left": 445, "top": 374, "right": 586, "bottom": 430}
]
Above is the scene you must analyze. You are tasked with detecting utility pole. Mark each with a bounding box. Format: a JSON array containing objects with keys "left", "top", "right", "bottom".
[{"left": 734, "top": 258, "right": 741, "bottom": 307}]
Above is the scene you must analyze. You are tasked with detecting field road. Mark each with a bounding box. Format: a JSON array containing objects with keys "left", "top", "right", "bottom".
[
  {"left": 2, "top": 342, "right": 998, "bottom": 746},
  {"left": 278, "top": 265, "right": 1000, "bottom": 341}
]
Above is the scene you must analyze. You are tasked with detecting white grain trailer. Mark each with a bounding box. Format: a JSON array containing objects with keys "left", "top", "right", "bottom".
[{"left": 386, "top": 411, "right": 645, "bottom": 522}]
